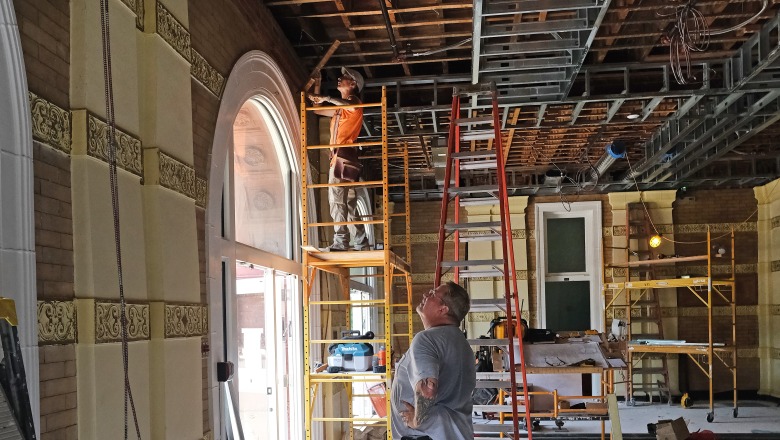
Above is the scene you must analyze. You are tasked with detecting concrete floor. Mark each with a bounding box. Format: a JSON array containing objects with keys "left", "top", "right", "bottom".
[{"left": 474, "top": 399, "right": 780, "bottom": 439}]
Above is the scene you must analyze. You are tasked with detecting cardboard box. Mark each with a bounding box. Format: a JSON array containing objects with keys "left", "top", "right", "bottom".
[{"left": 655, "top": 417, "right": 690, "bottom": 440}]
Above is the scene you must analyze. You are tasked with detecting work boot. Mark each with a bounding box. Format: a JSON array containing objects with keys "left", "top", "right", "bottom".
[{"left": 353, "top": 239, "right": 371, "bottom": 251}]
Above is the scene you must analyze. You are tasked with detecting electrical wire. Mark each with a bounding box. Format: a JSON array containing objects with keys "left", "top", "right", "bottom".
[
  {"left": 663, "top": 0, "right": 769, "bottom": 85},
  {"left": 709, "top": 0, "right": 768, "bottom": 35},
  {"left": 99, "top": 0, "right": 142, "bottom": 438}
]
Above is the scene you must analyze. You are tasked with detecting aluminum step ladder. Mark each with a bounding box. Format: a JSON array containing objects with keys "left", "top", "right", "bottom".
[
  {"left": 435, "top": 82, "right": 533, "bottom": 439},
  {"left": 626, "top": 203, "right": 671, "bottom": 405}
]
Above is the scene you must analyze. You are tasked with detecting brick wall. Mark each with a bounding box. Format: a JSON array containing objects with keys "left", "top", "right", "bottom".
[
  {"left": 13, "top": 0, "right": 69, "bottom": 108},
  {"left": 672, "top": 188, "right": 759, "bottom": 392},
  {"left": 33, "top": 142, "right": 74, "bottom": 300},
  {"left": 39, "top": 345, "right": 77, "bottom": 439}
]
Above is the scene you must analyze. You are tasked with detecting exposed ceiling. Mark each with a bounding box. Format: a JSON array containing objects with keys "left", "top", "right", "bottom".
[{"left": 265, "top": 0, "right": 780, "bottom": 197}]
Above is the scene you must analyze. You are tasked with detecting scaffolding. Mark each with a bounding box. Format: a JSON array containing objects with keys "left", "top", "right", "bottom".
[
  {"left": 604, "top": 228, "right": 738, "bottom": 422},
  {"left": 300, "top": 87, "right": 413, "bottom": 439}
]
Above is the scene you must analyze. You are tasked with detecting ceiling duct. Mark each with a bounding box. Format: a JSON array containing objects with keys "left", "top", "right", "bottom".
[{"left": 589, "top": 140, "right": 626, "bottom": 182}]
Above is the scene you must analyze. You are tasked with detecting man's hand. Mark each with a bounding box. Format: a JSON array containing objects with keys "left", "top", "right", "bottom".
[
  {"left": 399, "top": 400, "right": 416, "bottom": 428},
  {"left": 307, "top": 94, "right": 328, "bottom": 105}
]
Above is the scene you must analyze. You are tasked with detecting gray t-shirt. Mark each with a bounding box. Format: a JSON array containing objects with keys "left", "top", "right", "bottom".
[{"left": 390, "top": 325, "right": 476, "bottom": 440}]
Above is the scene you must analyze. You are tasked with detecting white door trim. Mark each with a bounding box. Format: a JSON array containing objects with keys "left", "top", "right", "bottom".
[{"left": 535, "top": 201, "right": 603, "bottom": 331}]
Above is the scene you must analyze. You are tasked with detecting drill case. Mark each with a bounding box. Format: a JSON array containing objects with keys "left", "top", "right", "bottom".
[{"left": 327, "top": 330, "right": 375, "bottom": 373}]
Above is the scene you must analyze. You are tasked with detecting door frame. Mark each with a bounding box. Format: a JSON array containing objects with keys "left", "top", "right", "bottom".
[{"left": 535, "top": 201, "right": 603, "bottom": 331}]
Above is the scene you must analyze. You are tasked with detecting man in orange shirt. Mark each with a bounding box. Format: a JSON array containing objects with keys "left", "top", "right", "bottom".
[{"left": 308, "top": 67, "right": 370, "bottom": 251}]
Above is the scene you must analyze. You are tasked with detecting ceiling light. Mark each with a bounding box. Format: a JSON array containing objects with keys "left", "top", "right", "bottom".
[
  {"left": 649, "top": 234, "right": 663, "bottom": 248},
  {"left": 626, "top": 113, "right": 640, "bottom": 120}
]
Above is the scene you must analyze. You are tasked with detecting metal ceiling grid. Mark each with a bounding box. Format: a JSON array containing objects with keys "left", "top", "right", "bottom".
[{"left": 266, "top": 0, "right": 780, "bottom": 192}]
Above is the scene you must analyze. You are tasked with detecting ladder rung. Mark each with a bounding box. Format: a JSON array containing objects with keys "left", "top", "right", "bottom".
[
  {"left": 454, "top": 83, "right": 494, "bottom": 96},
  {"left": 461, "top": 130, "right": 495, "bottom": 141},
  {"left": 308, "top": 180, "right": 384, "bottom": 189},
  {"left": 306, "top": 140, "right": 382, "bottom": 149},
  {"left": 458, "top": 269, "right": 504, "bottom": 278},
  {"left": 460, "top": 160, "right": 497, "bottom": 171},
  {"left": 451, "top": 150, "right": 497, "bottom": 160},
  {"left": 454, "top": 116, "right": 493, "bottom": 125},
  {"left": 470, "top": 298, "right": 509, "bottom": 311},
  {"left": 460, "top": 233, "right": 502, "bottom": 242},
  {"left": 441, "top": 259, "right": 504, "bottom": 267},
  {"left": 459, "top": 196, "right": 500, "bottom": 206},
  {"left": 447, "top": 185, "right": 499, "bottom": 195},
  {"left": 445, "top": 221, "right": 502, "bottom": 231}
]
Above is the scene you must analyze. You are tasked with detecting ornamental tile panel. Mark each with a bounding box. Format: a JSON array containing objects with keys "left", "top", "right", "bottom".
[
  {"left": 119, "top": 0, "right": 144, "bottom": 30},
  {"left": 156, "top": 2, "right": 191, "bottom": 62},
  {"left": 95, "top": 301, "right": 149, "bottom": 343},
  {"left": 738, "top": 348, "right": 758, "bottom": 358},
  {"left": 196, "top": 177, "right": 207, "bottom": 207},
  {"left": 602, "top": 227, "right": 612, "bottom": 237},
  {"left": 158, "top": 151, "right": 197, "bottom": 200},
  {"left": 86, "top": 114, "right": 143, "bottom": 176},
  {"left": 612, "top": 226, "right": 626, "bottom": 237},
  {"left": 191, "top": 49, "right": 225, "bottom": 97},
  {"left": 29, "top": 92, "right": 71, "bottom": 153},
  {"left": 674, "top": 222, "right": 756, "bottom": 234},
  {"left": 37, "top": 300, "right": 76, "bottom": 344},
  {"left": 165, "top": 304, "right": 207, "bottom": 338},
  {"left": 772, "top": 261, "right": 780, "bottom": 272},
  {"left": 771, "top": 305, "right": 780, "bottom": 315},
  {"left": 772, "top": 216, "right": 780, "bottom": 229}
]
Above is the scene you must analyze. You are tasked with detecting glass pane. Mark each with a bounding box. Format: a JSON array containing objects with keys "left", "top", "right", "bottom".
[
  {"left": 233, "top": 100, "right": 291, "bottom": 257},
  {"left": 544, "top": 281, "right": 591, "bottom": 331},
  {"left": 546, "top": 217, "right": 586, "bottom": 273},
  {"left": 236, "top": 262, "right": 274, "bottom": 439}
]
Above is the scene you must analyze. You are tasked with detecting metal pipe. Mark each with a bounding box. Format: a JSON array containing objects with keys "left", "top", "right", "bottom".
[
  {"left": 590, "top": 141, "right": 626, "bottom": 182},
  {"left": 378, "top": 0, "right": 400, "bottom": 60}
]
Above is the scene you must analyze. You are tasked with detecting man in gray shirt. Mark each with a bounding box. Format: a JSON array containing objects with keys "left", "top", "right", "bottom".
[{"left": 391, "top": 281, "right": 476, "bottom": 440}]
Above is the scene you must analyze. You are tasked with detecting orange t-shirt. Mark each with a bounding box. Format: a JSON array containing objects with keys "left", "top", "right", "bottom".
[{"left": 329, "top": 96, "right": 363, "bottom": 145}]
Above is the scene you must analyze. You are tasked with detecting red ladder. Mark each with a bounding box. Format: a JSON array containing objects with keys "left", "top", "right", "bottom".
[{"left": 435, "top": 83, "right": 533, "bottom": 439}]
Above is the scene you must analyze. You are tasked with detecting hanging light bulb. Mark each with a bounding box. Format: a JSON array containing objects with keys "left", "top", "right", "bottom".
[{"left": 649, "top": 234, "right": 663, "bottom": 248}]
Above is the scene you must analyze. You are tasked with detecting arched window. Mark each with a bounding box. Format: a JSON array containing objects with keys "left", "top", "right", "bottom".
[{"left": 207, "top": 52, "right": 303, "bottom": 440}]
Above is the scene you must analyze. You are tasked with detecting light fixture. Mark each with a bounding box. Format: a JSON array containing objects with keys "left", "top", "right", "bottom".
[
  {"left": 712, "top": 244, "right": 727, "bottom": 257},
  {"left": 626, "top": 113, "right": 640, "bottom": 120},
  {"left": 649, "top": 234, "right": 663, "bottom": 248}
]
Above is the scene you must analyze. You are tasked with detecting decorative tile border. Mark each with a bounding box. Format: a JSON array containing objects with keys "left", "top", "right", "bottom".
[
  {"left": 156, "top": 2, "right": 191, "bottom": 62},
  {"left": 607, "top": 305, "right": 757, "bottom": 319},
  {"left": 191, "top": 49, "right": 225, "bottom": 98},
  {"left": 196, "top": 177, "right": 207, "bottom": 208},
  {"left": 772, "top": 216, "right": 780, "bottom": 229},
  {"left": 158, "top": 151, "right": 198, "bottom": 200},
  {"left": 95, "top": 301, "right": 150, "bottom": 343},
  {"left": 119, "top": 0, "right": 144, "bottom": 30},
  {"left": 86, "top": 113, "right": 144, "bottom": 177},
  {"left": 29, "top": 92, "right": 71, "bottom": 153},
  {"left": 37, "top": 300, "right": 76, "bottom": 344},
  {"left": 738, "top": 348, "right": 758, "bottom": 358},
  {"left": 675, "top": 222, "right": 757, "bottom": 234},
  {"left": 165, "top": 303, "right": 208, "bottom": 338}
]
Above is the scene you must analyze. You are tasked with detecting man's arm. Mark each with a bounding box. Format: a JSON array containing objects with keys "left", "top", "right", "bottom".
[
  {"left": 399, "top": 377, "right": 439, "bottom": 428},
  {"left": 307, "top": 94, "right": 337, "bottom": 117},
  {"left": 414, "top": 377, "right": 438, "bottom": 426}
]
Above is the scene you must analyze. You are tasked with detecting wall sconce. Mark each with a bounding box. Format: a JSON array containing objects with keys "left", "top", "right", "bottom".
[
  {"left": 649, "top": 234, "right": 663, "bottom": 248},
  {"left": 712, "top": 244, "right": 727, "bottom": 257}
]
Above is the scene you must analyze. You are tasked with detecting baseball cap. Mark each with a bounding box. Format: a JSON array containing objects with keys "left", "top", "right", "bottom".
[{"left": 341, "top": 66, "right": 364, "bottom": 92}]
